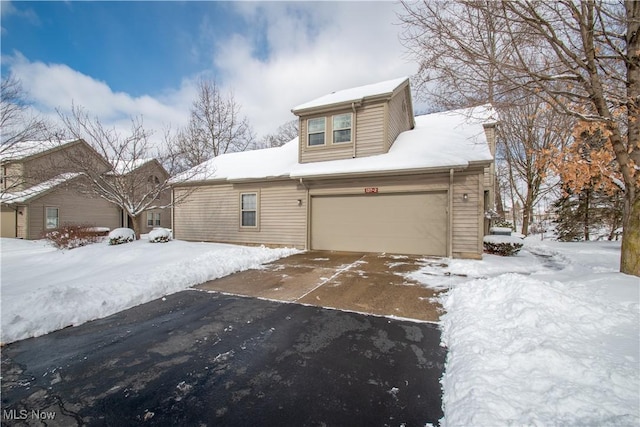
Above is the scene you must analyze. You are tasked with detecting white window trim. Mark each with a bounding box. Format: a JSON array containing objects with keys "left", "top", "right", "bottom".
[
  {"left": 240, "top": 192, "right": 259, "bottom": 229},
  {"left": 332, "top": 113, "right": 352, "bottom": 144},
  {"left": 45, "top": 206, "right": 59, "bottom": 230},
  {"left": 307, "top": 117, "right": 326, "bottom": 147},
  {"left": 147, "top": 212, "right": 154, "bottom": 227}
]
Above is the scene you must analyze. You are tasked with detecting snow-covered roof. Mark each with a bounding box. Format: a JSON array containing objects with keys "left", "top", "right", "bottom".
[
  {"left": 176, "top": 105, "right": 495, "bottom": 185},
  {"left": 291, "top": 104, "right": 496, "bottom": 178},
  {"left": 1, "top": 172, "right": 82, "bottom": 204},
  {"left": 0, "top": 139, "right": 79, "bottom": 163},
  {"left": 292, "top": 77, "right": 409, "bottom": 112},
  {"left": 175, "top": 139, "right": 300, "bottom": 183}
]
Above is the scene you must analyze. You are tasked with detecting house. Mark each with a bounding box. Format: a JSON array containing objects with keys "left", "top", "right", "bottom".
[
  {"left": 172, "top": 77, "right": 497, "bottom": 259},
  {"left": 0, "top": 139, "right": 170, "bottom": 239},
  {"left": 111, "top": 158, "right": 172, "bottom": 234}
]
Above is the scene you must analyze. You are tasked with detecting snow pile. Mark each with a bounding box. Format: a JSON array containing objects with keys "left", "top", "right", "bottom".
[
  {"left": 148, "top": 227, "right": 171, "bottom": 243},
  {"left": 108, "top": 227, "right": 135, "bottom": 245},
  {"left": 410, "top": 239, "right": 639, "bottom": 426},
  {"left": 0, "top": 238, "right": 299, "bottom": 344}
]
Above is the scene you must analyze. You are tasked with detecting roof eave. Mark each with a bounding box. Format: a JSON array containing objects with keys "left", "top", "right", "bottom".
[{"left": 291, "top": 164, "right": 470, "bottom": 181}]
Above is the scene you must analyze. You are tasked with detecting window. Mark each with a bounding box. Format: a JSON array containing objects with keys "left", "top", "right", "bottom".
[
  {"left": 240, "top": 193, "right": 258, "bottom": 228},
  {"left": 333, "top": 113, "right": 352, "bottom": 143},
  {"left": 147, "top": 212, "right": 161, "bottom": 227},
  {"left": 45, "top": 207, "right": 59, "bottom": 229},
  {"left": 307, "top": 117, "right": 326, "bottom": 146}
]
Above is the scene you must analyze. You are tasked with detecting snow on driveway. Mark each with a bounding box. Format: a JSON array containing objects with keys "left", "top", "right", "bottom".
[
  {"left": 410, "top": 238, "right": 639, "bottom": 426},
  {"left": 0, "top": 238, "right": 298, "bottom": 344}
]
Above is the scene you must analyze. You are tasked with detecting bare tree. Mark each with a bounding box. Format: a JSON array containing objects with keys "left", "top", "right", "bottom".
[
  {"left": 175, "top": 79, "right": 255, "bottom": 169},
  {"left": 497, "top": 100, "right": 572, "bottom": 235},
  {"left": 401, "top": 0, "right": 639, "bottom": 276},
  {"left": 58, "top": 105, "right": 204, "bottom": 238},
  {"left": 261, "top": 119, "right": 299, "bottom": 148},
  {"left": 0, "top": 74, "right": 48, "bottom": 147}
]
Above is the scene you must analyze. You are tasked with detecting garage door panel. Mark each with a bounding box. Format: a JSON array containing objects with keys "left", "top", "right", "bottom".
[{"left": 311, "top": 192, "right": 447, "bottom": 256}]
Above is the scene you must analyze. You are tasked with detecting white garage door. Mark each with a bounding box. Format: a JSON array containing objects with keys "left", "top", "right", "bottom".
[{"left": 311, "top": 192, "right": 447, "bottom": 256}]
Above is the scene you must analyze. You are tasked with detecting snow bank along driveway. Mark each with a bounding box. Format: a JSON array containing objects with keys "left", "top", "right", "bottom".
[
  {"left": 409, "top": 238, "right": 639, "bottom": 426},
  {"left": 0, "top": 238, "right": 298, "bottom": 344}
]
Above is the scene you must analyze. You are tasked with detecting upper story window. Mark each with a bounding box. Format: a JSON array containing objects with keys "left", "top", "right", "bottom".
[
  {"left": 307, "top": 118, "right": 326, "bottom": 146},
  {"left": 333, "top": 114, "right": 352, "bottom": 143}
]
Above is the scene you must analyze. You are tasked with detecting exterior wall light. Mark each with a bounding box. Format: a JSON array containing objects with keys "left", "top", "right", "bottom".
[
  {"left": 297, "top": 199, "right": 303, "bottom": 206},
  {"left": 463, "top": 193, "right": 469, "bottom": 201}
]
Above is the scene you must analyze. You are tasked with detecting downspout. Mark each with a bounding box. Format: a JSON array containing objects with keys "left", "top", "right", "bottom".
[
  {"left": 448, "top": 168, "right": 454, "bottom": 258},
  {"left": 300, "top": 178, "right": 310, "bottom": 250},
  {"left": 351, "top": 100, "right": 361, "bottom": 158}
]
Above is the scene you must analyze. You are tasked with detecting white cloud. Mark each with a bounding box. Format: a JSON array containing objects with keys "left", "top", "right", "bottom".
[
  {"left": 4, "top": 2, "right": 418, "bottom": 146},
  {"left": 5, "top": 52, "right": 194, "bottom": 144},
  {"left": 217, "top": 2, "right": 418, "bottom": 136}
]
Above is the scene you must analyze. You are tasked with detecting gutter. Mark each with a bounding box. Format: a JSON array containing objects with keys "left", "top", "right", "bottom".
[{"left": 290, "top": 164, "right": 468, "bottom": 181}]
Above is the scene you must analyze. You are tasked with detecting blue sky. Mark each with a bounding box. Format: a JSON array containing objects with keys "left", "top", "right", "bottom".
[{"left": 1, "top": 1, "right": 418, "bottom": 139}]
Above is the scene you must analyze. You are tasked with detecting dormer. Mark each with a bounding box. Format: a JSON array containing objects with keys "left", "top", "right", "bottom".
[{"left": 291, "top": 77, "right": 415, "bottom": 164}]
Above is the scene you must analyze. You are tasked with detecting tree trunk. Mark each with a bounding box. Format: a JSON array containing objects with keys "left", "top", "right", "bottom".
[
  {"left": 621, "top": 195, "right": 640, "bottom": 276},
  {"left": 583, "top": 189, "right": 590, "bottom": 241},
  {"left": 129, "top": 214, "right": 141, "bottom": 240}
]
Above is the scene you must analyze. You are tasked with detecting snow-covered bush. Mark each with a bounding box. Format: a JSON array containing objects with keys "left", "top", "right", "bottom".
[
  {"left": 493, "top": 219, "right": 514, "bottom": 230},
  {"left": 43, "top": 224, "right": 107, "bottom": 249},
  {"left": 483, "top": 235, "right": 524, "bottom": 256},
  {"left": 148, "top": 228, "right": 171, "bottom": 243},
  {"left": 108, "top": 228, "right": 135, "bottom": 245}
]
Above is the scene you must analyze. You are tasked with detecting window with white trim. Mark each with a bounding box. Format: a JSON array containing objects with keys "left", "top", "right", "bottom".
[
  {"left": 155, "top": 213, "right": 161, "bottom": 226},
  {"left": 240, "top": 193, "right": 258, "bottom": 228},
  {"left": 307, "top": 117, "right": 326, "bottom": 146},
  {"left": 332, "top": 113, "right": 352, "bottom": 143},
  {"left": 45, "top": 207, "right": 59, "bottom": 229},
  {"left": 147, "top": 212, "right": 154, "bottom": 227}
]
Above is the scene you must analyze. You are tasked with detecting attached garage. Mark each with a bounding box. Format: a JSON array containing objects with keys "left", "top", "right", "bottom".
[{"left": 310, "top": 191, "right": 448, "bottom": 256}]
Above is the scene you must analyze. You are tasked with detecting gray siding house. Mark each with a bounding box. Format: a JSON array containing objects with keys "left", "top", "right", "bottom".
[{"left": 173, "top": 77, "right": 496, "bottom": 259}]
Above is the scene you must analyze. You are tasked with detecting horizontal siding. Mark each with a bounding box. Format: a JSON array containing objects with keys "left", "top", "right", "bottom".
[
  {"left": 174, "top": 181, "right": 306, "bottom": 248},
  {"left": 28, "top": 182, "right": 121, "bottom": 239},
  {"left": 354, "top": 104, "right": 385, "bottom": 158},
  {"left": 452, "top": 172, "right": 482, "bottom": 255},
  {"left": 387, "top": 87, "right": 412, "bottom": 151}
]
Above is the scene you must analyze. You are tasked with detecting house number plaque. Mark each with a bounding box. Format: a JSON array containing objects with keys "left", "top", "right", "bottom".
[{"left": 364, "top": 187, "right": 379, "bottom": 193}]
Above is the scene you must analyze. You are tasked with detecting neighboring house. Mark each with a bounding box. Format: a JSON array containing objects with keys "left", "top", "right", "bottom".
[
  {"left": 172, "top": 77, "right": 497, "bottom": 259},
  {"left": 0, "top": 139, "right": 170, "bottom": 239},
  {"left": 111, "top": 158, "right": 172, "bottom": 234}
]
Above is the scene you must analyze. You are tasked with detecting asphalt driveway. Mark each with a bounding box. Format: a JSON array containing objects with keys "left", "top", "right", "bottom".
[
  {"left": 196, "top": 251, "right": 444, "bottom": 322},
  {"left": 1, "top": 290, "right": 446, "bottom": 426}
]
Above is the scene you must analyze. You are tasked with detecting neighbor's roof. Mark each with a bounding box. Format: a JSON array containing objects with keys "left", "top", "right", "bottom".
[
  {"left": 110, "top": 158, "right": 157, "bottom": 175},
  {"left": 292, "top": 77, "right": 409, "bottom": 113},
  {"left": 1, "top": 172, "right": 82, "bottom": 204},
  {"left": 175, "top": 105, "right": 496, "bottom": 185},
  {"left": 0, "top": 139, "right": 79, "bottom": 163}
]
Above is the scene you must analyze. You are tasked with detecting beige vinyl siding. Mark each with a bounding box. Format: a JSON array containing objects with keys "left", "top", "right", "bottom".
[
  {"left": 27, "top": 183, "right": 121, "bottom": 239},
  {"left": 354, "top": 103, "right": 386, "bottom": 158},
  {"left": 451, "top": 171, "right": 483, "bottom": 258},
  {"left": 174, "top": 181, "right": 306, "bottom": 248},
  {"left": 2, "top": 163, "right": 24, "bottom": 191},
  {"left": 1, "top": 205, "right": 17, "bottom": 237},
  {"left": 386, "top": 87, "right": 413, "bottom": 151}
]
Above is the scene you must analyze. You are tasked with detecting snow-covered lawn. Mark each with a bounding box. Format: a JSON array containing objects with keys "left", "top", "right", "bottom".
[
  {"left": 410, "top": 238, "right": 639, "bottom": 426},
  {"left": 0, "top": 237, "right": 298, "bottom": 344}
]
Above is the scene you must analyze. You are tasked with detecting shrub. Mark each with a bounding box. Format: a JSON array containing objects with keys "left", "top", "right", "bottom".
[
  {"left": 493, "top": 219, "right": 514, "bottom": 229},
  {"left": 108, "top": 228, "right": 136, "bottom": 245},
  {"left": 43, "top": 224, "right": 106, "bottom": 249},
  {"left": 483, "top": 235, "right": 524, "bottom": 256},
  {"left": 148, "top": 228, "right": 171, "bottom": 243}
]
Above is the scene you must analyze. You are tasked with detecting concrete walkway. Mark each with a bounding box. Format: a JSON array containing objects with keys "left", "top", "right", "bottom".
[{"left": 196, "top": 251, "right": 444, "bottom": 322}]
